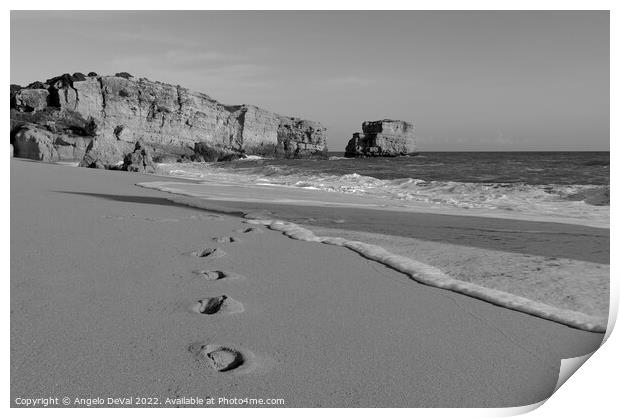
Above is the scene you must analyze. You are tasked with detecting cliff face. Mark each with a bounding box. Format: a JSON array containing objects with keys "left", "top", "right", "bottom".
[
  {"left": 345, "top": 119, "right": 416, "bottom": 157},
  {"left": 10, "top": 73, "right": 328, "bottom": 167}
]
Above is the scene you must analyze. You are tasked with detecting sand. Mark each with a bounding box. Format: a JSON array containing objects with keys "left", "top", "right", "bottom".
[{"left": 10, "top": 159, "right": 606, "bottom": 407}]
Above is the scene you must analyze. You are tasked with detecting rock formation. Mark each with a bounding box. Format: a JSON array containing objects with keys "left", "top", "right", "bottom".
[
  {"left": 10, "top": 73, "right": 328, "bottom": 168},
  {"left": 345, "top": 119, "right": 416, "bottom": 157},
  {"left": 121, "top": 142, "right": 156, "bottom": 173}
]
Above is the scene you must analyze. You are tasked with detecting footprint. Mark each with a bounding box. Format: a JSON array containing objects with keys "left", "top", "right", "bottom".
[
  {"left": 194, "top": 295, "right": 227, "bottom": 314},
  {"left": 192, "top": 248, "right": 226, "bottom": 258},
  {"left": 237, "top": 227, "right": 263, "bottom": 234},
  {"left": 188, "top": 343, "right": 245, "bottom": 372},
  {"left": 193, "top": 270, "right": 242, "bottom": 281},
  {"left": 212, "top": 236, "right": 236, "bottom": 243},
  {"left": 191, "top": 295, "right": 244, "bottom": 315}
]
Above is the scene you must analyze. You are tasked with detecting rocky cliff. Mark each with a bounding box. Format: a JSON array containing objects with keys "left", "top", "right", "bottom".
[
  {"left": 345, "top": 119, "right": 416, "bottom": 157},
  {"left": 10, "top": 72, "right": 328, "bottom": 168}
]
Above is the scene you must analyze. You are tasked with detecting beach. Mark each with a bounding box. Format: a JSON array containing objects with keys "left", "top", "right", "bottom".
[{"left": 10, "top": 159, "right": 607, "bottom": 407}]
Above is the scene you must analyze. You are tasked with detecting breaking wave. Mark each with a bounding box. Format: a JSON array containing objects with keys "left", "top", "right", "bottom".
[{"left": 156, "top": 161, "right": 609, "bottom": 227}]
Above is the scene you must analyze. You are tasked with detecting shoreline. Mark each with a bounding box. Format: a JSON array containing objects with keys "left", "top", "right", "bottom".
[
  {"left": 134, "top": 187, "right": 609, "bottom": 332},
  {"left": 137, "top": 177, "right": 609, "bottom": 265}
]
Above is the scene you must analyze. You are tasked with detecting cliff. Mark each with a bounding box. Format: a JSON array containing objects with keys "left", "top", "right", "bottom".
[
  {"left": 345, "top": 119, "right": 416, "bottom": 157},
  {"left": 10, "top": 72, "right": 328, "bottom": 168}
]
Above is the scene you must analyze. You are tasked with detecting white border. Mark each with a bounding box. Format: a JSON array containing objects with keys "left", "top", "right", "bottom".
[{"left": 4, "top": 2, "right": 617, "bottom": 417}]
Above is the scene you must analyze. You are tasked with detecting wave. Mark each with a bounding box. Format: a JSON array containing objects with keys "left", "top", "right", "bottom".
[{"left": 155, "top": 162, "right": 609, "bottom": 227}]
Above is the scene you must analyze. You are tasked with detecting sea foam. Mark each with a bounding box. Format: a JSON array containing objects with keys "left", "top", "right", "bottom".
[{"left": 155, "top": 162, "right": 609, "bottom": 228}]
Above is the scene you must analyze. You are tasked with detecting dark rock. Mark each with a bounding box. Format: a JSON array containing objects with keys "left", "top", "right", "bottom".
[
  {"left": 11, "top": 108, "right": 98, "bottom": 137},
  {"left": 87, "top": 72, "right": 98, "bottom": 77},
  {"left": 122, "top": 141, "right": 156, "bottom": 173},
  {"left": 46, "top": 73, "right": 75, "bottom": 89},
  {"left": 345, "top": 119, "right": 416, "bottom": 157},
  {"left": 26, "top": 81, "right": 46, "bottom": 89},
  {"left": 72, "top": 72, "right": 87, "bottom": 81},
  {"left": 115, "top": 72, "right": 133, "bottom": 79},
  {"left": 566, "top": 187, "right": 610, "bottom": 206},
  {"left": 10, "top": 84, "right": 22, "bottom": 109},
  {"left": 193, "top": 141, "right": 241, "bottom": 162},
  {"left": 153, "top": 154, "right": 180, "bottom": 164}
]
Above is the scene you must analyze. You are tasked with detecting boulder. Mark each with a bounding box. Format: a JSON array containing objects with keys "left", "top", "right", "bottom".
[
  {"left": 79, "top": 135, "right": 133, "bottom": 169},
  {"left": 193, "top": 141, "right": 242, "bottom": 162},
  {"left": 115, "top": 72, "right": 133, "bottom": 79},
  {"left": 14, "top": 89, "right": 49, "bottom": 112},
  {"left": 345, "top": 119, "right": 416, "bottom": 157},
  {"left": 122, "top": 142, "right": 156, "bottom": 173},
  {"left": 13, "top": 125, "right": 58, "bottom": 161},
  {"left": 13, "top": 125, "right": 92, "bottom": 162}
]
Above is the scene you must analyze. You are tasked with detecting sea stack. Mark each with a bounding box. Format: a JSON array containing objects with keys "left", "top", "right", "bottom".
[
  {"left": 345, "top": 119, "right": 416, "bottom": 157},
  {"left": 10, "top": 72, "right": 328, "bottom": 169}
]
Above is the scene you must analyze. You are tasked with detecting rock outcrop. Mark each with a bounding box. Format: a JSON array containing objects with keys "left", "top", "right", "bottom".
[
  {"left": 345, "top": 119, "right": 416, "bottom": 157},
  {"left": 122, "top": 142, "right": 156, "bottom": 173},
  {"left": 10, "top": 73, "right": 328, "bottom": 168}
]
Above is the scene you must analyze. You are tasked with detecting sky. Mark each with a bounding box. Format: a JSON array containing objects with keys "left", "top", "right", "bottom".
[{"left": 10, "top": 11, "right": 609, "bottom": 151}]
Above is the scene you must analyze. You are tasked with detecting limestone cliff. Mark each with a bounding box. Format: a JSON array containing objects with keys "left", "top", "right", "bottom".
[
  {"left": 10, "top": 72, "right": 328, "bottom": 167},
  {"left": 345, "top": 119, "right": 416, "bottom": 157}
]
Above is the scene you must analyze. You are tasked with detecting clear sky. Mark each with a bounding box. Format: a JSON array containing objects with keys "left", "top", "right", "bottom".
[{"left": 11, "top": 11, "right": 609, "bottom": 151}]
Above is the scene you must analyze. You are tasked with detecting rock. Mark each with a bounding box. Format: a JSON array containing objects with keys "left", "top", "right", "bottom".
[
  {"left": 10, "top": 84, "right": 21, "bottom": 108},
  {"left": 13, "top": 124, "right": 92, "bottom": 162},
  {"left": 345, "top": 119, "right": 416, "bottom": 157},
  {"left": 153, "top": 154, "right": 181, "bottom": 164},
  {"left": 193, "top": 141, "right": 242, "bottom": 162},
  {"left": 10, "top": 72, "right": 328, "bottom": 165},
  {"left": 79, "top": 135, "right": 133, "bottom": 169},
  {"left": 114, "top": 72, "right": 133, "bottom": 79},
  {"left": 13, "top": 89, "right": 49, "bottom": 112},
  {"left": 121, "top": 141, "right": 156, "bottom": 173},
  {"left": 12, "top": 125, "right": 57, "bottom": 161},
  {"left": 87, "top": 72, "right": 98, "bottom": 77},
  {"left": 26, "top": 81, "right": 46, "bottom": 89},
  {"left": 566, "top": 187, "right": 610, "bottom": 206},
  {"left": 276, "top": 116, "right": 328, "bottom": 159}
]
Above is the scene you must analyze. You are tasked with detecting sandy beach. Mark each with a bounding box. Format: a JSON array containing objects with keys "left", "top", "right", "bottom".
[{"left": 10, "top": 159, "right": 607, "bottom": 407}]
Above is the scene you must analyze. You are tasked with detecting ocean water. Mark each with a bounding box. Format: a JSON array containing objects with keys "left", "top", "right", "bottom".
[{"left": 153, "top": 152, "right": 610, "bottom": 227}]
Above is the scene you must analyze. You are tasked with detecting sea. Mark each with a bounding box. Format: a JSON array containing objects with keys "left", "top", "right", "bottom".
[{"left": 151, "top": 151, "right": 610, "bottom": 228}]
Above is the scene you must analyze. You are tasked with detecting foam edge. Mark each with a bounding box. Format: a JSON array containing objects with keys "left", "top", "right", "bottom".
[{"left": 247, "top": 219, "right": 607, "bottom": 333}]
